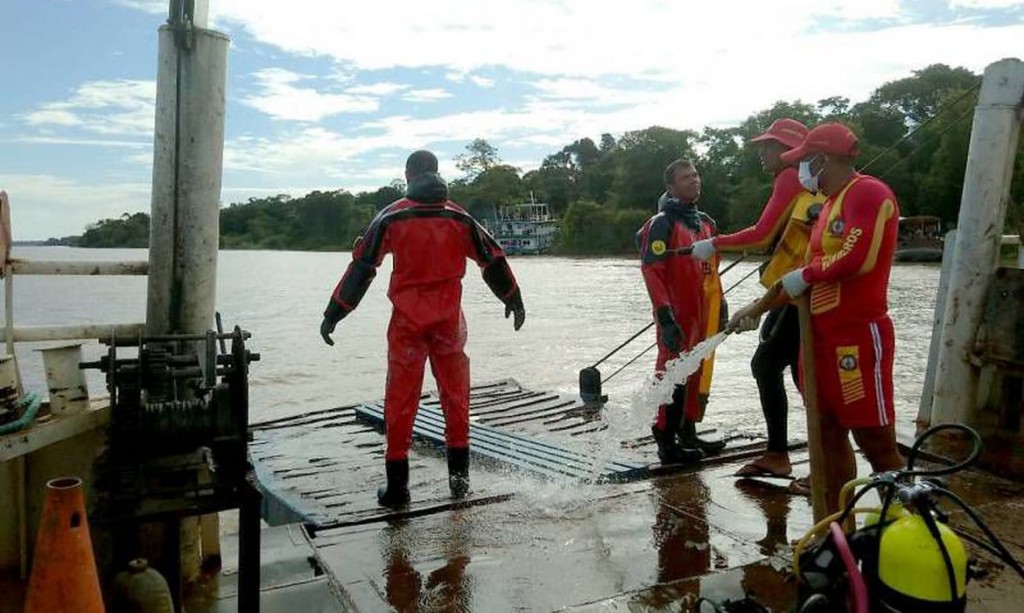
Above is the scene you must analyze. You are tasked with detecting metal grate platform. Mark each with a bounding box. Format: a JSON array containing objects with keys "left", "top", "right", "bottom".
[{"left": 353, "top": 403, "right": 648, "bottom": 482}]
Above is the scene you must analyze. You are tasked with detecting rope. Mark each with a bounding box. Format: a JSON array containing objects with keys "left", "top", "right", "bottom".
[
  {"left": 588, "top": 255, "right": 747, "bottom": 370},
  {"left": 601, "top": 261, "right": 758, "bottom": 383},
  {"left": 725, "top": 265, "right": 760, "bottom": 295},
  {"left": 859, "top": 80, "right": 982, "bottom": 173},
  {"left": 878, "top": 105, "right": 976, "bottom": 181},
  {"left": 602, "top": 342, "right": 657, "bottom": 384},
  {"left": 590, "top": 323, "right": 654, "bottom": 370},
  {"left": 0, "top": 392, "right": 43, "bottom": 435}
]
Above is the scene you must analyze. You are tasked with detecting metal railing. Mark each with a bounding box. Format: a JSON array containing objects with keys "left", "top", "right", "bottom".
[{"left": 1, "top": 192, "right": 148, "bottom": 358}]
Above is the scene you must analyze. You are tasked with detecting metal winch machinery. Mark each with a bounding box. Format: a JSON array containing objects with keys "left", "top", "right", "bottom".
[{"left": 81, "top": 324, "right": 262, "bottom": 611}]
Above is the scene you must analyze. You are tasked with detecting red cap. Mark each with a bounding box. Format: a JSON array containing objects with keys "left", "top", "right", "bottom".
[
  {"left": 749, "top": 118, "right": 808, "bottom": 150},
  {"left": 780, "top": 122, "right": 859, "bottom": 164}
]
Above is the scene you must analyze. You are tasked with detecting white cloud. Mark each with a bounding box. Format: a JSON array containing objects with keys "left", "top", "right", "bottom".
[
  {"left": 201, "top": 0, "right": 912, "bottom": 79},
  {"left": 530, "top": 78, "right": 655, "bottom": 107},
  {"left": 111, "top": 0, "right": 165, "bottom": 14},
  {"left": 52, "top": 0, "right": 1024, "bottom": 220},
  {"left": 14, "top": 136, "right": 151, "bottom": 149},
  {"left": 22, "top": 80, "right": 156, "bottom": 137},
  {"left": 950, "top": 0, "right": 1022, "bottom": 7},
  {"left": 401, "top": 88, "right": 453, "bottom": 102},
  {"left": 0, "top": 174, "right": 151, "bottom": 239},
  {"left": 194, "top": 1, "right": 1019, "bottom": 133},
  {"left": 242, "top": 68, "right": 379, "bottom": 121},
  {"left": 345, "top": 82, "right": 409, "bottom": 96},
  {"left": 23, "top": 110, "right": 82, "bottom": 127},
  {"left": 224, "top": 128, "right": 393, "bottom": 177},
  {"left": 469, "top": 75, "right": 495, "bottom": 88}
]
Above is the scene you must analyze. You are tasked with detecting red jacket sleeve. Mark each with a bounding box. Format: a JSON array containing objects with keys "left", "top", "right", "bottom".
[
  {"left": 328, "top": 206, "right": 391, "bottom": 315},
  {"left": 715, "top": 167, "right": 802, "bottom": 253},
  {"left": 803, "top": 179, "right": 897, "bottom": 284},
  {"left": 637, "top": 215, "right": 673, "bottom": 310}
]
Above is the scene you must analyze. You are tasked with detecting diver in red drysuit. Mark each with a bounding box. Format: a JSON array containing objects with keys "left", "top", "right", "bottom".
[
  {"left": 320, "top": 150, "right": 525, "bottom": 507},
  {"left": 637, "top": 158, "right": 726, "bottom": 464}
]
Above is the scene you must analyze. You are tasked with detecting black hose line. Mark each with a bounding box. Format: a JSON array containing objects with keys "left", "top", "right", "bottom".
[{"left": 904, "top": 423, "right": 982, "bottom": 477}]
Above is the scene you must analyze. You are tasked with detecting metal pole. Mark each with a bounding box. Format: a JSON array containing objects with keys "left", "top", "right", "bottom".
[
  {"left": 238, "top": 474, "right": 262, "bottom": 612},
  {"left": 931, "top": 59, "right": 1024, "bottom": 425}
]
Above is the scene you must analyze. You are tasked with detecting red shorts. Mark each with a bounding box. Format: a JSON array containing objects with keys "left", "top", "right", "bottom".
[{"left": 804, "top": 316, "right": 895, "bottom": 429}]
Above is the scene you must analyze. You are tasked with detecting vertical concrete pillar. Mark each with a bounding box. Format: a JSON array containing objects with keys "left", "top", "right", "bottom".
[
  {"left": 917, "top": 230, "right": 958, "bottom": 426},
  {"left": 931, "top": 59, "right": 1024, "bottom": 425},
  {"left": 146, "top": 11, "right": 227, "bottom": 337},
  {"left": 143, "top": 0, "right": 227, "bottom": 587}
]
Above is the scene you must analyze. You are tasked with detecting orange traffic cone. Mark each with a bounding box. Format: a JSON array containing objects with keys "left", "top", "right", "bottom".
[{"left": 24, "top": 477, "right": 105, "bottom": 613}]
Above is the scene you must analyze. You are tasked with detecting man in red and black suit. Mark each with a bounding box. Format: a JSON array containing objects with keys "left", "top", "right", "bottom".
[
  {"left": 637, "top": 159, "right": 726, "bottom": 464},
  {"left": 320, "top": 150, "right": 525, "bottom": 507}
]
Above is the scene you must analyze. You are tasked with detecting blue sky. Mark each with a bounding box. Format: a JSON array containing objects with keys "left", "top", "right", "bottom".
[{"left": 1, "top": 0, "right": 1022, "bottom": 240}]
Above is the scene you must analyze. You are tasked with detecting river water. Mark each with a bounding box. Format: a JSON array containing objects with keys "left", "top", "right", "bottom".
[{"left": 5, "top": 247, "right": 940, "bottom": 443}]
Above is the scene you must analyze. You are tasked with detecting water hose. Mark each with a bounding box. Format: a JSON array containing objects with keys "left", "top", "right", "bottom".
[
  {"left": 838, "top": 477, "right": 872, "bottom": 513},
  {"left": 793, "top": 506, "right": 881, "bottom": 580},
  {"left": 582, "top": 254, "right": 751, "bottom": 380},
  {"left": 0, "top": 391, "right": 43, "bottom": 435},
  {"left": 828, "top": 522, "right": 869, "bottom": 613}
]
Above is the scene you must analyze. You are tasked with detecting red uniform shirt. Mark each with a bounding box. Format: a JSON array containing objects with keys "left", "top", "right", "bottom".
[
  {"left": 715, "top": 166, "right": 804, "bottom": 252},
  {"left": 802, "top": 173, "right": 900, "bottom": 329}
]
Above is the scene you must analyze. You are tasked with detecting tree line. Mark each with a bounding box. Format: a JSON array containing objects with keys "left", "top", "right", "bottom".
[{"left": 69, "top": 64, "right": 1024, "bottom": 254}]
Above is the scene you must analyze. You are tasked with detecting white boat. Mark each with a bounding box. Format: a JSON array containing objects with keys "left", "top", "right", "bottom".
[{"left": 488, "top": 201, "right": 558, "bottom": 255}]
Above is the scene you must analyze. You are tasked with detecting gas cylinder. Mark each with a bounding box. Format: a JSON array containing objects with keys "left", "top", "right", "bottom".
[{"left": 110, "top": 558, "right": 174, "bottom": 613}]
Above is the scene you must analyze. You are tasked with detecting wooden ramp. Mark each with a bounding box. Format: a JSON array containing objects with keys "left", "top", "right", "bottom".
[{"left": 353, "top": 403, "right": 648, "bottom": 482}]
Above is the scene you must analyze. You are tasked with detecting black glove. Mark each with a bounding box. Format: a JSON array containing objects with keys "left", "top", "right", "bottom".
[
  {"left": 320, "top": 299, "right": 346, "bottom": 346},
  {"left": 504, "top": 289, "right": 526, "bottom": 331},
  {"left": 656, "top": 306, "right": 684, "bottom": 354},
  {"left": 320, "top": 317, "right": 337, "bottom": 346},
  {"left": 719, "top": 298, "right": 729, "bottom": 333}
]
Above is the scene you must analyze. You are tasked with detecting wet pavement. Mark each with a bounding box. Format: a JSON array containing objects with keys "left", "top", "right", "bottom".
[
  {"left": 233, "top": 380, "right": 1024, "bottom": 611},
  {"left": 310, "top": 462, "right": 809, "bottom": 611},
  {"left": 186, "top": 445, "right": 1024, "bottom": 611}
]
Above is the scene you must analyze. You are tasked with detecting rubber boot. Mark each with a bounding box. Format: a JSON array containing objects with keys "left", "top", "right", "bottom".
[
  {"left": 679, "top": 419, "right": 726, "bottom": 455},
  {"left": 447, "top": 447, "right": 470, "bottom": 499},
  {"left": 377, "top": 459, "right": 411, "bottom": 508},
  {"left": 653, "top": 403, "right": 702, "bottom": 464}
]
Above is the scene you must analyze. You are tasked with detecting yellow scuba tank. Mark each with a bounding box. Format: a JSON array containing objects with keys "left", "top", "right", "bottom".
[
  {"left": 862, "top": 501, "right": 907, "bottom": 528},
  {"left": 876, "top": 514, "right": 968, "bottom": 611}
]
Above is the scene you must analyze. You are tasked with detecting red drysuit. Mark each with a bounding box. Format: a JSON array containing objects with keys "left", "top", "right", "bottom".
[
  {"left": 324, "top": 173, "right": 522, "bottom": 460},
  {"left": 637, "top": 199, "right": 723, "bottom": 429},
  {"left": 800, "top": 173, "right": 899, "bottom": 429}
]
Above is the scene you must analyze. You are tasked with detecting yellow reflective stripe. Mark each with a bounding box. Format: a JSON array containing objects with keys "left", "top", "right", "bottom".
[
  {"left": 810, "top": 282, "right": 841, "bottom": 314},
  {"left": 761, "top": 221, "right": 812, "bottom": 287},
  {"left": 700, "top": 259, "right": 723, "bottom": 396},
  {"left": 857, "top": 198, "right": 895, "bottom": 275}
]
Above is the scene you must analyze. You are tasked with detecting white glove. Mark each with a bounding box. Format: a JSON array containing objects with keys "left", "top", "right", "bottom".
[
  {"left": 781, "top": 268, "right": 809, "bottom": 297},
  {"left": 690, "top": 239, "right": 716, "bottom": 261}
]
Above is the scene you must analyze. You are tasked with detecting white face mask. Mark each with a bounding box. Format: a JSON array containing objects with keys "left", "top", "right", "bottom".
[{"left": 798, "top": 157, "right": 823, "bottom": 193}]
